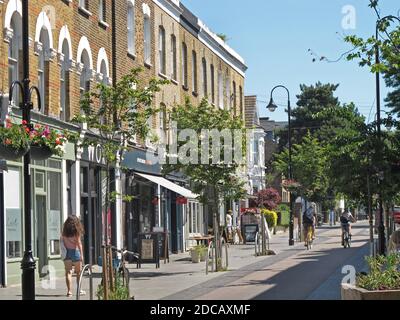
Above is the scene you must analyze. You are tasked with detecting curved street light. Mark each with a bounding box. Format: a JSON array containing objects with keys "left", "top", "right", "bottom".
[
  {"left": 266, "top": 85, "right": 294, "bottom": 246},
  {"left": 7, "top": 0, "right": 41, "bottom": 300}
]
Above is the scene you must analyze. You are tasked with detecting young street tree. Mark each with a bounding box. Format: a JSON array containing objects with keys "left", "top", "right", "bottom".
[
  {"left": 72, "top": 68, "right": 167, "bottom": 299},
  {"left": 163, "top": 98, "right": 247, "bottom": 271}
]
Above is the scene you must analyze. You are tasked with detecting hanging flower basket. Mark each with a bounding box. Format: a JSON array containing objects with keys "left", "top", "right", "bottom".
[
  {"left": 30, "top": 145, "right": 53, "bottom": 161},
  {"left": 0, "top": 143, "right": 28, "bottom": 161},
  {"left": 0, "top": 119, "right": 30, "bottom": 161}
]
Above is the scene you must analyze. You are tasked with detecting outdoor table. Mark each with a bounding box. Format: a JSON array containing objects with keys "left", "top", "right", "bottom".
[{"left": 188, "top": 235, "right": 214, "bottom": 246}]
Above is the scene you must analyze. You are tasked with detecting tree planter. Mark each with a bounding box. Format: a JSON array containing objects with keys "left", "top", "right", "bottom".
[
  {"left": 30, "top": 145, "right": 53, "bottom": 161},
  {"left": 0, "top": 144, "right": 28, "bottom": 161},
  {"left": 341, "top": 283, "right": 400, "bottom": 300}
]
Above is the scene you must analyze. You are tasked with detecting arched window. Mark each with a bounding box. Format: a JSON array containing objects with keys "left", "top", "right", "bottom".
[
  {"left": 181, "top": 42, "right": 188, "bottom": 88},
  {"left": 38, "top": 28, "right": 50, "bottom": 114},
  {"left": 192, "top": 51, "right": 197, "bottom": 94},
  {"left": 171, "top": 35, "right": 177, "bottom": 81},
  {"left": 239, "top": 85, "right": 243, "bottom": 116},
  {"left": 158, "top": 26, "right": 166, "bottom": 75},
  {"left": 210, "top": 64, "right": 215, "bottom": 104},
  {"left": 80, "top": 50, "right": 91, "bottom": 99},
  {"left": 143, "top": 5, "right": 151, "bottom": 65},
  {"left": 225, "top": 73, "right": 231, "bottom": 110},
  {"left": 60, "top": 40, "right": 70, "bottom": 121},
  {"left": 202, "top": 58, "right": 207, "bottom": 98},
  {"left": 127, "top": 1, "right": 135, "bottom": 55},
  {"left": 8, "top": 12, "right": 23, "bottom": 106},
  {"left": 232, "top": 80, "right": 237, "bottom": 115},
  {"left": 218, "top": 71, "right": 223, "bottom": 109}
]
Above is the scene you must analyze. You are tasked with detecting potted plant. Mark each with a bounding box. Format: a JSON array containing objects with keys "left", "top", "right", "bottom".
[
  {"left": 341, "top": 254, "right": 400, "bottom": 300},
  {"left": 28, "top": 124, "right": 69, "bottom": 160},
  {"left": 190, "top": 245, "right": 207, "bottom": 263},
  {"left": 0, "top": 119, "right": 29, "bottom": 161}
]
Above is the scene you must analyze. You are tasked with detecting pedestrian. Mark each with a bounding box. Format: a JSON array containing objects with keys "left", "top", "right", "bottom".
[
  {"left": 61, "top": 215, "right": 85, "bottom": 297},
  {"left": 388, "top": 229, "right": 400, "bottom": 254},
  {"left": 329, "top": 209, "right": 335, "bottom": 226}
]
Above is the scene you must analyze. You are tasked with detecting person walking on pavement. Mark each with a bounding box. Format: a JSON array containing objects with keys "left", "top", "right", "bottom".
[
  {"left": 329, "top": 209, "right": 335, "bottom": 226},
  {"left": 61, "top": 216, "right": 85, "bottom": 297}
]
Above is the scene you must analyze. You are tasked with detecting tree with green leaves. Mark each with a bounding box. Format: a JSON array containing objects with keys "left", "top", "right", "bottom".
[
  {"left": 274, "top": 131, "right": 329, "bottom": 203},
  {"left": 277, "top": 82, "right": 341, "bottom": 148},
  {"left": 163, "top": 98, "right": 247, "bottom": 271},
  {"left": 72, "top": 68, "right": 167, "bottom": 299},
  {"left": 344, "top": 0, "right": 400, "bottom": 117}
]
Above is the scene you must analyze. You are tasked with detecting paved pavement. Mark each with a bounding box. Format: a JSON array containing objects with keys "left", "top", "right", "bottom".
[{"left": 0, "top": 221, "right": 371, "bottom": 300}]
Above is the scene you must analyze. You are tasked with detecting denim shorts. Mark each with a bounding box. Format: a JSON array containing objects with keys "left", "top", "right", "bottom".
[{"left": 65, "top": 248, "right": 81, "bottom": 262}]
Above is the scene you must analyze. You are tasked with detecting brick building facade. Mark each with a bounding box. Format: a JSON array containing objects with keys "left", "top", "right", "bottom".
[{"left": 0, "top": 0, "right": 247, "bottom": 287}]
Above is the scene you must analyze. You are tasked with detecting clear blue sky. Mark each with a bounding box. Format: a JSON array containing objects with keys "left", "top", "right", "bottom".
[{"left": 183, "top": 0, "right": 399, "bottom": 122}]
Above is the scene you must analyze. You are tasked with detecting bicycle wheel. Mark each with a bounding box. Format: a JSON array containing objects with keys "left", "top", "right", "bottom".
[
  {"left": 119, "top": 265, "right": 130, "bottom": 298},
  {"left": 343, "top": 232, "right": 349, "bottom": 248}
]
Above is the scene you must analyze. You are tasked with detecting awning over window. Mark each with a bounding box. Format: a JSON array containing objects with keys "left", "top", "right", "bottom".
[{"left": 136, "top": 172, "right": 198, "bottom": 200}]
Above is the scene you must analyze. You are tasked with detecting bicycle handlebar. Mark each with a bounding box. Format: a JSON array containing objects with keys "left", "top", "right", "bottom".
[{"left": 101, "top": 245, "right": 139, "bottom": 258}]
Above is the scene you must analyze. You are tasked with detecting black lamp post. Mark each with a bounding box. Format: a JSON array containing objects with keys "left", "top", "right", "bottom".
[
  {"left": 266, "top": 85, "right": 294, "bottom": 246},
  {"left": 8, "top": 0, "right": 41, "bottom": 300},
  {"left": 375, "top": 15, "right": 400, "bottom": 255}
]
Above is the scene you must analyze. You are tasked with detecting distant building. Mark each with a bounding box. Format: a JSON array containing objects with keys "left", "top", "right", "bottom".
[
  {"left": 259, "top": 117, "right": 290, "bottom": 205},
  {"left": 244, "top": 96, "right": 265, "bottom": 205}
]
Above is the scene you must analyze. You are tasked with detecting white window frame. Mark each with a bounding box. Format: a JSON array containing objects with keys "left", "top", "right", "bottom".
[
  {"left": 171, "top": 34, "right": 177, "bottom": 81},
  {"left": 127, "top": 2, "right": 135, "bottom": 55},
  {"left": 158, "top": 26, "right": 166, "bottom": 75},
  {"left": 143, "top": 8, "right": 151, "bottom": 65}
]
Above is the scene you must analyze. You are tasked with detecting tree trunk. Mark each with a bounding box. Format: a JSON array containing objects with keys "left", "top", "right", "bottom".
[{"left": 211, "top": 185, "right": 222, "bottom": 271}]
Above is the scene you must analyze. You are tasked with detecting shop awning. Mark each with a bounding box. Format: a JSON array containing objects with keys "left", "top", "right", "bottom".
[{"left": 136, "top": 173, "right": 198, "bottom": 199}]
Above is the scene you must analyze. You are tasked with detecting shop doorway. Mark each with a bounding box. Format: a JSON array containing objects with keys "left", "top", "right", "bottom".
[{"left": 36, "top": 195, "right": 48, "bottom": 277}]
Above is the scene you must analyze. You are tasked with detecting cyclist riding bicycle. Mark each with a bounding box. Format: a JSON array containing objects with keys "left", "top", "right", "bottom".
[
  {"left": 303, "top": 203, "right": 315, "bottom": 246},
  {"left": 340, "top": 209, "right": 356, "bottom": 245}
]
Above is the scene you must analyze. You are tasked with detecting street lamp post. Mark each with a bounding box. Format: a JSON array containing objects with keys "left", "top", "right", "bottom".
[
  {"left": 375, "top": 15, "right": 400, "bottom": 255},
  {"left": 8, "top": 0, "right": 41, "bottom": 300},
  {"left": 266, "top": 85, "right": 294, "bottom": 246}
]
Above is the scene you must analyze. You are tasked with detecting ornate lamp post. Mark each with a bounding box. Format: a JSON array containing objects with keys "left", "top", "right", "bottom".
[
  {"left": 375, "top": 15, "right": 400, "bottom": 255},
  {"left": 8, "top": 0, "right": 41, "bottom": 300},
  {"left": 267, "top": 85, "right": 294, "bottom": 246}
]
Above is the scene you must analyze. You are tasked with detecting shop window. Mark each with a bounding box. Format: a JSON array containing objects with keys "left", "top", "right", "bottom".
[
  {"left": 48, "top": 171, "right": 62, "bottom": 255},
  {"left": 5, "top": 168, "right": 22, "bottom": 258}
]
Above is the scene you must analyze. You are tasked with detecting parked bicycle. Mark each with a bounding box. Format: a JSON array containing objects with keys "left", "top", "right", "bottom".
[{"left": 100, "top": 245, "right": 140, "bottom": 299}]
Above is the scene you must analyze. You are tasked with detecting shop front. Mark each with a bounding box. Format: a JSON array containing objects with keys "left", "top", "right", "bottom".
[
  {"left": 1, "top": 142, "right": 74, "bottom": 286},
  {"left": 122, "top": 149, "right": 199, "bottom": 254},
  {"left": 80, "top": 144, "right": 111, "bottom": 266}
]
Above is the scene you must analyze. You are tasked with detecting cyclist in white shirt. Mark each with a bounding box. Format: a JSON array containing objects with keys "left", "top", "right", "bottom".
[{"left": 340, "top": 209, "right": 356, "bottom": 245}]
